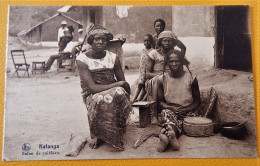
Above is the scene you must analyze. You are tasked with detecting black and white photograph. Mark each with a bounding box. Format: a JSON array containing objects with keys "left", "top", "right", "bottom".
[{"left": 3, "top": 5, "right": 258, "bottom": 161}]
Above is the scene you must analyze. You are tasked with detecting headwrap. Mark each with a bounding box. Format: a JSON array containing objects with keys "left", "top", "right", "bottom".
[
  {"left": 86, "top": 26, "right": 113, "bottom": 44},
  {"left": 158, "top": 31, "right": 177, "bottom": 40},
  {"left": 88, "top": 28, "right": 110, "bottom": 36}
]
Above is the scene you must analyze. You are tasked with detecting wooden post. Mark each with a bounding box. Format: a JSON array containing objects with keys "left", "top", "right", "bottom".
[
  {"left": 95, "top": 6, "right": 103, "bottom": 26},
  {"left": 82, "top": 6, "right": 90, "bottom": 38},
  {"left": 139, "top": 106, "right": 151, "bottom": 128},
  {"left": 132, "top": 101, "right": 155, "bottom": 128},
  {"left": 214, "top": 6, "right": 224, "bottom": 68}
]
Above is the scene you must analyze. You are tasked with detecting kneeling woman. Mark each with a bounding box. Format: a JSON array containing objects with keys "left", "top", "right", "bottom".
[
  {"left": 76, "top": 26, "right": 132, "bottom": 151},
  {"left": 157, "top": 50, "right": 201, "bottom": 152}
]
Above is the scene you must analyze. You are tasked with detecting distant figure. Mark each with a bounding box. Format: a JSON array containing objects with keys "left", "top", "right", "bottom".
[
  {"left": 152, "top": 19, "right": 186, "bottom": 56},
  {"left": 78, "top": 28, "right": 84, "bottom": 43},
  {"left": 132, "top": 34, "right": 154, "bottom": 102},
  {"left": 58, "top": 21, "right": 68, "bottom": 52},
  {"left": 67, "top": 25, "right": 74, "bottom": 36},
  {"left": 45, "top": 30, "right": 77, "bottom": 71}
]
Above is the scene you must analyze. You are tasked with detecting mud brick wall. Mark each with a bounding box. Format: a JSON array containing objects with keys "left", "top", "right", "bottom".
[
  {"left": 172, "top": 6, "right": 215, "bottom": 37},
  {"left": 199, "top": 83, "right": 256, "bottom": 142}
]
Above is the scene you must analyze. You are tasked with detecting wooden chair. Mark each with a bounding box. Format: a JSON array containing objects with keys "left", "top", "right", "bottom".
[
  {"left": 11, "top": 50, "right": 30, "bottom": 78},
  {"left": 57, "top": 56, "right": 76, "bottom": 72}
]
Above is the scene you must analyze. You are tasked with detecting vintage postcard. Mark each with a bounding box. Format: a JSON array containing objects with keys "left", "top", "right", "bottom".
[{"left": 1, "top": 4, "right": 259, "bottom": 163}]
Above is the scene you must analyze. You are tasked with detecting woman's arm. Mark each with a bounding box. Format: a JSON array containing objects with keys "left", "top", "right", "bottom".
[
  {"left": 76, "top": 60, "right": 124, "bottom": 94},
  {"left": 114, "top": 56, "right": 125, "bottom": 81},
  {"left": 175, "top": 39, "right": 186, "bottom": 56},
  {"left": 145, "top": 56, "right": 158, "bottom": 79},
  {"left": 157, "top": 75, "right": 166, "bottom": 109},
  {"left": 113, "top": 56, "right": 131, "bottom": 93},
  {"left": 177, "top": 77, "right": 201, "bottom": 112}
]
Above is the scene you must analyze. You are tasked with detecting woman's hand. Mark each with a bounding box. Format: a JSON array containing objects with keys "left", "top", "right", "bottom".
[
  {"left": 159, "top": 102, "right": 170, "bottom": 109},
  {"left": 160, "top": 102, "right": 180, "bottom": 112},
  {"left": 117, "top": 81, "right": 131, "bottom": 94}
]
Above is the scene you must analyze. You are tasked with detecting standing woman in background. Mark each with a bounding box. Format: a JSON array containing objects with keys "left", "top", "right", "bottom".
[{"left": 145, "top": 31, "right": 189, "bottom": 125}]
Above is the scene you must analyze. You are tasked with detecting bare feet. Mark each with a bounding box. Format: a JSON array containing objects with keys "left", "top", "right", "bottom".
[
  {"left": 166, "top": 126, "right": 180, "bottom": 151},
  {"left": 157, "top": 128, "right": 169, "bottom": 152},
  {"left": 88, "top": 137, "right": 102, "bottom": 149}
]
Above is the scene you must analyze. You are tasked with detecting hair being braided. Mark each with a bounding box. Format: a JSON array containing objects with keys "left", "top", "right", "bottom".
[
  {"left": 172, "top": 50, "right": 191, "bottom": 74},
  {"left": 162, "top": 50, "right": 191, "bottom": 81},
  {"left": 162, "top": 49, "right": 173, "bottom": 81}
]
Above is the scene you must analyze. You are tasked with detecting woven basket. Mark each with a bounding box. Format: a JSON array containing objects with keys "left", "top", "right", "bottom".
[{"left": 183, "top": 117, "right": 213, "bottom": 137}]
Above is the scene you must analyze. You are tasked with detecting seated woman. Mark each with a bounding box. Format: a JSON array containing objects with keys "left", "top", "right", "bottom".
[
  {"left": 145, "top": 31, "right": 188, "bottom": 124},
  {"left": 156, "top": 50, "right": 201, "bottom": 152},
  {"left": 76, "top": 26, "right": 132, "bottom": 151},
  {"left": 132, "top": 34, "right": 154, "bottom": 102},
  {"left": 152, "top": 19, "right": 186, "bottom": 56}
]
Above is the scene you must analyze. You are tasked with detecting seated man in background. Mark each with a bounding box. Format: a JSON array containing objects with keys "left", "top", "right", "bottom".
[
  {"left": 45, "top": 30, "right": 77, "bottom": 71},
  {"left": 78, "top": 28, "right": 84, "bottom": 43}
]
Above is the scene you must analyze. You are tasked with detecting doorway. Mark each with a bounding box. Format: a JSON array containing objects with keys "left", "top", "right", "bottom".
[{"left": 215, "top": 6, "right": 252, "bottom": 71}]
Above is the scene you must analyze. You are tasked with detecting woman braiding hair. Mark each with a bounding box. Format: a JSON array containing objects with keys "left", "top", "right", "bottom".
[
  {"left": 156, "top": 31, "right": 191, "bottom": 80},
  {"left": 144, "top": 30, "right": 188, "bottom": 125}
]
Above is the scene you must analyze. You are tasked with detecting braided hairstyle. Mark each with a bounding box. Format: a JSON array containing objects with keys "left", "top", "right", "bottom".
[
  {"left": 86, "top": 26, "right": 113, "bottom": 45},
  {"left": 162, "top": 50, "right": 191, "bottom": 81}
]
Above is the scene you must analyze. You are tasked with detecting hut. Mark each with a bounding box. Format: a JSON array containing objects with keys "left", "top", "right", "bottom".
[
  {"left": 17, "top": 13, "right": 83, "bottom": 45},
  {"left": 58, "top": 6, "right": 126, "bottom": 69}
]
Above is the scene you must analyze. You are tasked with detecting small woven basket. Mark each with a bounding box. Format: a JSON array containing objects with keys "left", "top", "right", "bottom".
[{"left": 183, "top": 117, "right": 213, "bottom": 137}]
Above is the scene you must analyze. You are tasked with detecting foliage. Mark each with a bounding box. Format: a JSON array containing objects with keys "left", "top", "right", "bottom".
[{"left": 8, "top": 6, "right": 61, "bottom": 35}]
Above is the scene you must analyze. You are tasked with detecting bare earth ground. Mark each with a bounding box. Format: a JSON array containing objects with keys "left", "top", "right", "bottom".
[{"left": 2, "top": 37, "right": 258, "bottom": 161}]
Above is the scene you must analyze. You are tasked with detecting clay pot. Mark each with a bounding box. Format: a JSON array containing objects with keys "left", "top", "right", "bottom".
[{"left": 220, "top": 122, "right": 247, "bottom": 139}]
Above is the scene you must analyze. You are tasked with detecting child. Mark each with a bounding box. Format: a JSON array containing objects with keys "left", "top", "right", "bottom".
[{"left": 132, "top": 34, "right": 155, "bottom": 102}]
